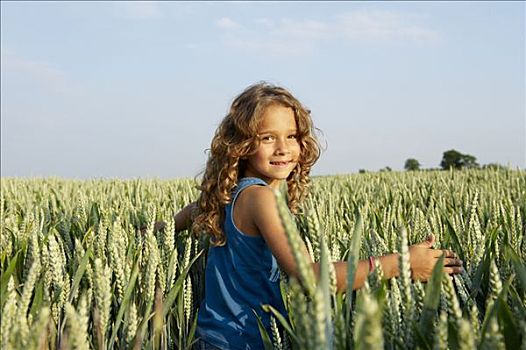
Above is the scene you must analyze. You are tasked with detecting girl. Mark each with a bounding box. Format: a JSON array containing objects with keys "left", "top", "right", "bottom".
[{"left": 170, "top": 82, "right": 463, "bottom": 350}]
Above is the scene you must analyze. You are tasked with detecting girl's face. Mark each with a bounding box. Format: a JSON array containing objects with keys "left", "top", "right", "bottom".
[{"left": 244, "top": 104, "right": 301, "bottom": 189}]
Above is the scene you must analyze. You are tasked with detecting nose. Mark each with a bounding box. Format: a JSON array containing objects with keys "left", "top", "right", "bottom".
[{"left": 274, "top": 138, "right": 290, "bottom": 155}]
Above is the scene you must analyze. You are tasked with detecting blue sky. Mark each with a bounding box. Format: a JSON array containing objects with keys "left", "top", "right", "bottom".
[{"left": 1, "top": 1, "right": 524, "bottom": 178}]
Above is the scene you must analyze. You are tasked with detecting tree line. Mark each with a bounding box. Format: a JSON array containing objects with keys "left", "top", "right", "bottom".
[
  {"left": 404, "top": 149, "right": 507, "bottom": 171},
  {"left": 359, "top": 149, "right": 509, "bottom": 173}
]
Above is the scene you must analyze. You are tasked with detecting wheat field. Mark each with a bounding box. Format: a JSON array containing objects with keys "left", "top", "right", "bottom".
[{"left": 1, "top": 169, "right": 524, "bottom": 349}]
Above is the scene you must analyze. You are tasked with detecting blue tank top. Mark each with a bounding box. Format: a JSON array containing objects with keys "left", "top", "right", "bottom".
[{"left": 196, "top": 177, "right": 287, "bottom": 350}]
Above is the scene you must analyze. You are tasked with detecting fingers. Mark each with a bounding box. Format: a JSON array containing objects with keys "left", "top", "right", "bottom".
[
  {"left": 444, "top": 266, "right": 464, "bottom": 275},
  {"left": 444, "top": 258, "right": 463, "bottom": 267},
  {"left": 433, "top": 249, "right": 457, "bottom": 259},
  {"left": 444, "top": 249, "right": 458, "bottom": 258},
  {"left": 444, "top": 255, "right": 464, "bottom": 274},
  {"left": 154, "top": 221, "right": 166, "bottom": 231}
]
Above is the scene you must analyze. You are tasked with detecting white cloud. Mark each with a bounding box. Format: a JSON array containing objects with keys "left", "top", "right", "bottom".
[
  {"left": 255, "top": 18, "right": 275, "bottom": 28},
  {"left": 1, "top": 49, "right": 78, "bottom": 95},
  {"left": 336, "top": 10, "right": 440, "bottom": 43},
  {"left": 277, "top": 18, "right": 331, "bottom": 40},
  {"left": 226, "top": 37, "right": 312, "bottom": 57},
  {"left": 216, "top": 17, "right": 242, "bottom": 29},
  {"left": 216, "top": 10, "right": 441, "bottom": 57}
]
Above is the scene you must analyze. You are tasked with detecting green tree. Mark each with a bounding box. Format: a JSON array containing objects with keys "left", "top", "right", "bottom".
[
  {"left": 404, "top": 158, "right": 421, "bottom": 171},
  {"left": 440, "top": 149, "right": 479, "bottom": 170}
]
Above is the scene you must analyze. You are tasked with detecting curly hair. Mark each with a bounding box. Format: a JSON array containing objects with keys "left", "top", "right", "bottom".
[{"left": 192, "top": 82, "right": 321, "bottom": 246}]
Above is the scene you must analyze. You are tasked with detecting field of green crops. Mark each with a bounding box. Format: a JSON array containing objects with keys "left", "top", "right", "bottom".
[{"left": 1, "top": 169, "right": 525, "bottom": 350}]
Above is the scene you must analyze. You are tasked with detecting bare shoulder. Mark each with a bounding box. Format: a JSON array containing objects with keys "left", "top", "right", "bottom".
[
  {"left": 236, "top": 184, "right": 280, "bottom": 224},
  {"left": 236, "top": 185, "right": 277, "bottom": 218},
  {"left": 233, "top": 185, "right": 278, "bottom": 236},
  {"left": 239, "top": 184, "right": 276, "bottom": 207},
  {"left": 240, "top": 185, "right": 283, "bottom": 229}
]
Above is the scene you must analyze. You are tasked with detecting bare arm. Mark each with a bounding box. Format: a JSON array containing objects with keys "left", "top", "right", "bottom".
[
  {"left": 314, "top": 236, "right": 462, "bottom": 292},
  {"left": 173, "top": 202, "right": 198, "bottom": 232},
  {"left": 313, "top": 254, "right": 400, "bottom": 292},
  {"left": 247, "top": 186, "right": 463, "bottom": 292}
]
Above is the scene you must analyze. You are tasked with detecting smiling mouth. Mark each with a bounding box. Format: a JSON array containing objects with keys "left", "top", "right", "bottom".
[{"left": 270, "top": 161, "right": 292, "bottom": 166}]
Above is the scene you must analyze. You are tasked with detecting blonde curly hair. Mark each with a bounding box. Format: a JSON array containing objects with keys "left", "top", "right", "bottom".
[{"left": 192, "top": 82, "right": 321, "bottom": 246}]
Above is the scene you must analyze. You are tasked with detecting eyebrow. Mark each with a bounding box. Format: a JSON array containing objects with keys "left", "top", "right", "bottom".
[{"left": 258, "top": 128, "right": 297, "bottom": 134}]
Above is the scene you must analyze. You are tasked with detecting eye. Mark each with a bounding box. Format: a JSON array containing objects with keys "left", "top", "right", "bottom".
[
  {"left": 260, "top": 135, "right": 275, "bottom": 142},
  {"left": 288, "top": 134, "right": 298, "bottom": 139}
]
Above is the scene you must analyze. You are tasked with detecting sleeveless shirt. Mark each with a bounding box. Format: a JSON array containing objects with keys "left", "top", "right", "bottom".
[{"left": 196, "top": 177, "right": 287, "bottom": 350}]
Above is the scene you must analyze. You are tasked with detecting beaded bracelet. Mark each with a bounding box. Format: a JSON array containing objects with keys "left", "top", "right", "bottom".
[{"left": 368, "top": 256, "right": 376, "bottom": 273}]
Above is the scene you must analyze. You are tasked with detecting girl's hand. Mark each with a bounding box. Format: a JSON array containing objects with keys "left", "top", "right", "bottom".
[
  {"left": 137, "top": 202, "right": 197, "bottom": 235},
  {"left": 138, "top": 221, "right": 166, "bottom": 234},
  {"left": 408, "top": 234, "right": 463, "bottom": 281}
]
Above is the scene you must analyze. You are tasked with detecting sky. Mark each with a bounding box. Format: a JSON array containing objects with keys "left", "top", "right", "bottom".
[{"left": 1, "top": 1, "right": 524, "bottom": 179}]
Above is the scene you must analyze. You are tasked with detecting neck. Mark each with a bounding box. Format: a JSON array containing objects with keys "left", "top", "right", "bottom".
[{"left": 240, "top": 173, "right": 284, "bottom": 190}]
